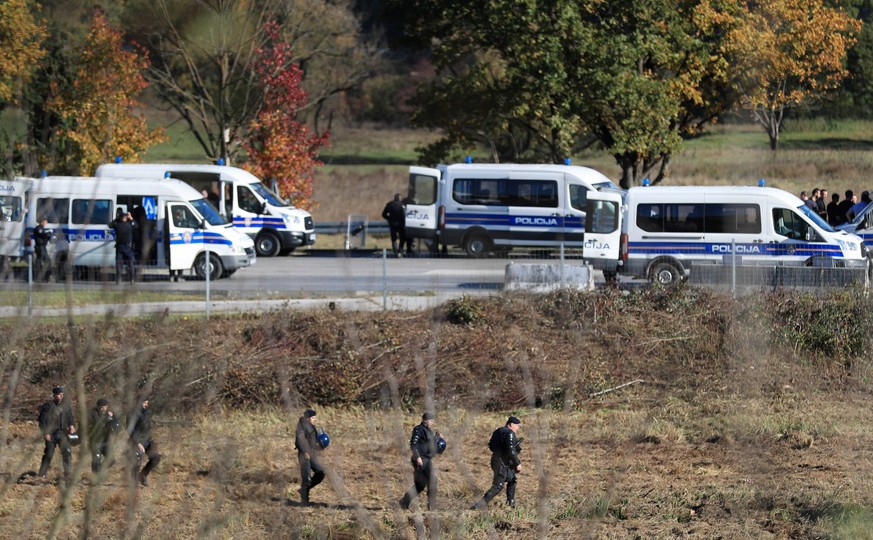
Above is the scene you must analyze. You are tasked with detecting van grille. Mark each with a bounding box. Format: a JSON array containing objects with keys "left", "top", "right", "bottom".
[{"left": 304, "top": 216, "right": 313, "bottom": 230}]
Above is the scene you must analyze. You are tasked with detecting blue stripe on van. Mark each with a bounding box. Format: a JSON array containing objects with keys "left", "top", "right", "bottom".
[
  {"left": 444, "top": 212, "right": 563, "bottom": 227},
  {"left": 233, "top": 216, "right": 286, "bottom": 228},
  {"left": 627, "top": 241, "right": 846, "bottom": 257},
  {"left": 169, "top": 231, "right": 231, "bottom": 246}
]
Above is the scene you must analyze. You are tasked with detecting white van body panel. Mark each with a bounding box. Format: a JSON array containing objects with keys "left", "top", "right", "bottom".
[
  {"left": 96, "top": 163, "right": 315, "bottom": 256},
  {"left": 404, "top": 163, "right": 620, "bottom": 255},
  {"left": 621, "top": 186, "right": 868, "bottom": 281},
  {"left": 18, "top": 176, "right": 254, "bottom": 278},
  {"left": 0, "top": 179, "right": 31, "bottom": 258}
]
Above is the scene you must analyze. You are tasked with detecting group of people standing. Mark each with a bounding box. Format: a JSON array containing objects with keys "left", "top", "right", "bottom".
[
  {"left": 295, "top": 408, "right": 524, "bottom": 511},
  {"left": 36, "top": 386, "right": 160, "bottom": 488},
  {"left": 800, "top": 187, "right": 873, "bottom": 227}
]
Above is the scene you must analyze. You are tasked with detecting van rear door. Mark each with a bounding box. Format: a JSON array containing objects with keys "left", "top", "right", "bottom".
[
  {"left": 584, "top": 191, "right": 623, "bottom": 263},
  {"left": 0, "top": 180, "right": 28, "bottom": 258},
  {"left": 405, "top": 167, "right": 440, "bottom": 237}
]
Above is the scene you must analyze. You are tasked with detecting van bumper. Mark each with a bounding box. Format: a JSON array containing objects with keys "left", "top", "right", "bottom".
[
  {"left": 221, "top": 252, "right": 255, "bottom": 271},
  {"left": 280, "top": 230, "right": 316, "bottom": 249}
]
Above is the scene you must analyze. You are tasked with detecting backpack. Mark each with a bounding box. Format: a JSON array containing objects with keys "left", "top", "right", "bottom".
[{"left": 487, "top": 428, "right": 503, "bottom": 452}]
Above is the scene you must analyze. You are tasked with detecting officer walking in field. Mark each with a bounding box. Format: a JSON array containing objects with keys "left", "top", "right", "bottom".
[
  {"left": 128, "top": 396, "right": 161, "bottom": 486},
  {"left": 88, "top": 398, "right": 120, "bottom": 474},
  {"left": 37, "top": 386, "right": 76, "bottom": 484},
  {"left": 295, "top": 408, "right": 327, "bottom": 506},
  {"left": 399, "top": 412, "right": 445, "bottom": 511},
  {"left": 474, "top": 416, "right": 522, "bottom": 509}
]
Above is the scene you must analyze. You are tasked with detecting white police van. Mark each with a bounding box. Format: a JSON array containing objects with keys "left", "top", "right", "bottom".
[
  {"left": 0, "top": 179, "right": 29, "bottom": 264},
  {"left": 404, "top": 163, "right": 621, "bottom": 256},
  {"left": 96, "top": 162, "right": 316, "bottom": 257},
  {"left": 17, "top": 175, "right": 255, "bottom": 280},
  {"left": 618, "top": 186, "right": 869, "bottom": 284}
]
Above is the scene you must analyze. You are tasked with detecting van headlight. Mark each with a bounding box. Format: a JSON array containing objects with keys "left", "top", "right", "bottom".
[
  {"left": 283, "top": 214, "right": 301, "bottom": 225},
  {"left": 231, "top": 244, "right": 245, "bottom": 254}
]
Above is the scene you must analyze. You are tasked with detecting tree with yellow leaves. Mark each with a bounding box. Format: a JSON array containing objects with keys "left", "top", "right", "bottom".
[
  {"left": 713, "top": 0, "right": 861, "bottom": 150},
  {"left": 46, "top": 10, "right": 165, "bottom": 175},
  {"left": 0, "top": 0, "right": 46, "bottom": 105}
]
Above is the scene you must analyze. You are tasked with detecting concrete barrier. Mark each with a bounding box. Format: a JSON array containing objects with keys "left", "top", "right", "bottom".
[{"left": 504, "top": 262, "right": 594, "bottom": 292}]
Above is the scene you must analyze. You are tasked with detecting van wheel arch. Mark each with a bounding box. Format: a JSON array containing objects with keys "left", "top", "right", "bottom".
[
  {"left": 194, "top": 252, "right": 224, "bottom": 280},
  {"left": 648, "top": 258, "right": 684, "bottom": 285},
  {"left": 463, "top": 229, "right": 492, "bottom": 258},
  {"left": 255, "top": 230, "right": 281, "bottom": 257}
]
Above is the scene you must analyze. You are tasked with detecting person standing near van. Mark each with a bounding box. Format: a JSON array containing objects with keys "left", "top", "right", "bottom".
[
  {"left": 295, "top": 408, "right": 326, "bottom": 506},
  {"left": 474, "top": 416, "right": 522, "bottom": 509},
  {"left": 37, "top": 386, "right": 76, "bottom": 484},
  {"left": 32, "top": 217, "right": 52, "bottom": 281},
  {"left": 827, "top": 193, "right": 842, "bottom": 225},
  {"left": 837, "top": 190, "right": 856, "bottom": 224},
  {"left": 382, "top": 194, "right": 407, "bottom": 257},
  {"left": 109, "top": 210, "right": 137, "bottom": 284}
]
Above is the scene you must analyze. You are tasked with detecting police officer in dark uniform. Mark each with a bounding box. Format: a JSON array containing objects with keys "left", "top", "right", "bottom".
[
  {"left": 381, "top": 193, "right": 407, "bottom": 257},
  {"left": 475, "top": 416, "right": 522, "bottom": 509},
  {"left": 109, "top": 210, "right": 137, "bottom": 284},
  {"left": 32, "top": 217, "right": 52, "bottom": 281},
  {"left": 399, "top": 411, "right": 443, "bottom": 511},
  {"left": 295, "top": 408, "right": 325, "bottom": 506},
  {"left": 37, "top": 386, "right": 76, "bottom": 484},
  {"left": 128, "top": 397, "right": 161, "bottom": 486},
  {"left": 88, "top": 398, "right": 119, "bottom": 473}
]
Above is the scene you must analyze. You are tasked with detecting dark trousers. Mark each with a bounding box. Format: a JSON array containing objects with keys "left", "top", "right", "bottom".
[
  {"left": 91, "top": 441, "right": 112, "bottom": 473},
  {"left": 39, "top": 431, "right": 72, "bottom": 478},
  {"left": 481, "top": 455, "right": 517, "bottom": 505},
  {"left": 115, "top": 245, "right": 136, "bottom": 283},
  {"left": 388, "top": 224, "right": 406, "bottom": 255},
  {"left": 34, "top": 244, "right": 49, "bottom": 281},
  {"left": 400, "top": 457, "right": 437, "bottom": 510},
  {"left": 131, "top": 440, "right": 161, "bottom": 478},
  {"left": 298, "top": 451, "right": 325, "bottom": 501}
]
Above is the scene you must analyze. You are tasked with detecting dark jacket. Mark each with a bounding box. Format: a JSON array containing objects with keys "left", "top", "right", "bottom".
[
  {"left": 38, "top": 399, "right": 74, "bottom": 436},
  {"left": 128, "top": 406, "right": 154, "bottom": 446},
  {"left": 88, "top": 407, "right": 119, "bottom": 446},
  {"left": 382, "top": 199, "right": 406, "bottom": 227},
  {"left": 488, "top": 426, "right": 521, "bottom": 469},
  {"left": 33, "top": 224, "right": 51, "bottom": 247},
  {"left": 109, "top": 218, "right": 136, "bottom": 247},
  {"left": 410, "top": 422, "right": 437, "bottom": 461},
  {"left": 295, "top": 416, "right": 319, "bottom": 455}
]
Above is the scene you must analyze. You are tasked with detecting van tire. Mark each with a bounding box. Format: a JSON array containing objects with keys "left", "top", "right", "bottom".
[
  {"left": 194, "top": 252, "right": 224, "bottom": 280},
  {"left": 255, "top": 232, "right": 281, "bottom": 257},
  {"left": 649, "top": 261, "right": 681, "bottom": 285},
  {"left": 464, "top": 232, "right": 491, "bottom": 258}
]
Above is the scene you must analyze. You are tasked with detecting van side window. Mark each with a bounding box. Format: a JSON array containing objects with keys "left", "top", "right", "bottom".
[
  {"left": 72, "top": 199, "right": 112, "bottom": 225},
  {"left": 568, "top": 185, "right": 588, "bottom": 211},
  {"left": 705, "top": 204, "right": 761, "bottom": 234},
  {"left": 0, "top": 195, "right": 23, "bottom": 222},
  {"left": 772, "top": 208, "right": 811, "bottom": 240},
  {"left": 36, "top": 197, "right": 69, "bottom": 224},
  {"left": 237, "top": 186, "right": 261, "bottom": 213},
  {"left": 171, "top": 206, "right": 199, "bottom": 229}
]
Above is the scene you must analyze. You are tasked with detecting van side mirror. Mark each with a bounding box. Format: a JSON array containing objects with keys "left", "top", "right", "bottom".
[
  {"left": 198, "top": 219, "right": 207, "bottom": 230},
  {"left": 261, "top": 201, "right": 268, "bottom": 215}
]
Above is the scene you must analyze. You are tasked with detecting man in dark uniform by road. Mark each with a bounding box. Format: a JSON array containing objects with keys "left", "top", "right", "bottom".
[
  {"left": 381, "top": 193, "right": 407, "bottom": 257},
  {"left": 88, "top": 398, "right": 119, "bottom": 474},
  {"left": 32, "top": 217, "right": 52, "bottom": 281},
  {"left": 37, "top": 386, "right": 76, "bottom": 484},
  {"left": 295, "top": 408, "right": 325, "bottom": 506},
  {"left": 128, "top": 396, "right": 161, "bottom": 486},
  {"left": 109, "top": 210, "right": 137, "bottom": 284},
  {"left": 474, "top": 416, "right": 522, "bottom": 509},
  {"left": 399, "top": 411, "right": 443, "bottom": 511}
]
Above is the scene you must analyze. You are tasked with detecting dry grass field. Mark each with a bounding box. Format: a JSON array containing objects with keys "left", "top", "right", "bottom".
[{"left": 3, "top": 288, "right": 873, "bottom": 538}]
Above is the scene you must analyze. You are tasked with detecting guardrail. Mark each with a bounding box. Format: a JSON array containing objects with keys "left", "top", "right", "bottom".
[{"left": 315, "top": 221, "right": 389, "bottom": 235}]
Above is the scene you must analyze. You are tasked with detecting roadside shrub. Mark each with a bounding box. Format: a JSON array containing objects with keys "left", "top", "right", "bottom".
[{"left": 444, "top": 295, "right": 485, "bottom": 325}]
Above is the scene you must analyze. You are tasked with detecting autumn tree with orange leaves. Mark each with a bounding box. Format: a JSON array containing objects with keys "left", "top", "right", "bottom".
[
  {"left": 47, "top": 10, "right": 165, "bottom": 175},
  {"left": 0, "top": 0, "right": 46, "bottom": 105},
  {"left": 242, "top": 22, "right": 329, "bottom": 210},
  {"left": 705, "top": 0, "right": 861, "bottom": 151}
]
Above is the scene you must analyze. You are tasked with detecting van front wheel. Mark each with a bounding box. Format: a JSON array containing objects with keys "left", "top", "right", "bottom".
[
  {"left": 464, "top": 233, "right": 491, "bottom": 258},
  {"left": 255, "top": 232, "right": 281, "bottom": 257},
  {"left": 649, "top": 261, "right": 681, "bottom": 285},
  {"left": 194, "top": 252, "right": 224, "bottom": 280}
]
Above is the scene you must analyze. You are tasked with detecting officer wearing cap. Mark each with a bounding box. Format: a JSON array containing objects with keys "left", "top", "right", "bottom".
[
  {"left": 399, "top": 411, "right": 444, "bottom": 511},
  {"left": 37, "top": 386, "right": 76, "bottom": 484},
  {"left": 475, "top": 416, "right": 522, "bottom": 509},
  {"left": 295, "top": 408, "right": 326, "bottom": 506}
]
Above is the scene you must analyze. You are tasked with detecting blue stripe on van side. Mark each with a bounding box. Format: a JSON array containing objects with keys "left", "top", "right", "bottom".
[
  {"left": 627, "top": 241, "right": 845, "bottom": 257},
  {"left": 444, "top": 212, "right": 563, "bottom": 227},
  {"left": 233, "top": 216, "right": 286, "bottom": 228}
]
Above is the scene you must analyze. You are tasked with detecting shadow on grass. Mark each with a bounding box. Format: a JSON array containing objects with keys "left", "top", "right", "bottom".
[
  {"left": 321, "top": 155, "right": 415, "bottom": 166},
  {"left": 780, "top": 138, "right": 873, "bottom": 151}
]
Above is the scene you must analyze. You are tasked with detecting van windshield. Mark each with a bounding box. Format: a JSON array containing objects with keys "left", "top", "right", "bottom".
[
  {"left": 798, "top": 204, "right": 835, "bottom": 232},
  {"left": 592, "top": 179, "right": 621, "bottom": 191},
  {"left": 251, "top": 182, "right": 289, "bottom": 207},
  {"left": 190, "top": 198, "right": 229, "bottom": 226}
]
